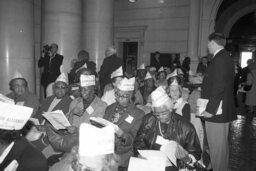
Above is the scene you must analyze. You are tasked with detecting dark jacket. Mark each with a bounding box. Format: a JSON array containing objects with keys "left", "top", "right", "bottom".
[
  {"left": 104, "top": 102, "right": 145, "bottom": 167},
  {"left": 134, "top": 113, "right": 201, "bottom": 168},
  {"left": 201, "top": 49, "right": 236, "bottom": 123},
  {"left": 99, "top": 54, "right": 122, "bottom": 93},
  {"left": 38, "top": 53, "right": 63, "bottom": 87},
  {"left": 0, "top": 137, "right": 47, "bottom": 171}
]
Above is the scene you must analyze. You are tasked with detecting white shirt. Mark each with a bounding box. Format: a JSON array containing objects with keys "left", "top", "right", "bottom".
[{"left": 213, "top": 48, "right": 224, "bottom": 57}]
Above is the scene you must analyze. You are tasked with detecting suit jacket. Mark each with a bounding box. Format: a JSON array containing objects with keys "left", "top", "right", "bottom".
[
  {"left": 99, "top": 55, "right": 122, "bottom": 93},
  {"left": 38, "top": 53, "right": 63, "bottom": 87},
  {"left": 0, "top": 137, "right": 47, "bottom": 171},
  {"left": 35, "top": 95, "right": 73, "bottom": 122},
  {"left": 104, "top": 102, "right": 145, "bottom": 167},
  {"left": 201, "top": 49, "right": 236, "bottom": 123}
]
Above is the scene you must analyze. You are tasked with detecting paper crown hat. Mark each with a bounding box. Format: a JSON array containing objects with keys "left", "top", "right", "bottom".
[
  {"left": 111, "top": 66, "right": 123, "bottom": 79},
  {"left": 79, "top": 123, "right": 115, "bottom": 156},
  {"left": 80, "top": 75, "right": 95, "bottom": 87},
  {"left": 0, "top": 102, "right": 33, "bottom": 130},
  {"left": 149, "top": 67, "right": 156, "bottom": 72},
  {"left": 55, "top": 73, "right": 69, "bottom": 85},
  {"left": 151, "top": 86, "right": 170, "bottom": 107},
  {"left": 144, "top": 72, "right": 153, "bottom": 80},
  {"left": 117, "top": 77, "right": 135, "bottom": 91},
  {"left": 138, "top": 64, "right": 145, "bottom": 70},
  {"left": 158, "top": 66, "right": 164, "bottom": 72},
  {"left": 12, "top": 71, "right": 24, "bottom": 80},
  {"left": 76, "top": 63, "right": 87, "bottom": 73}
]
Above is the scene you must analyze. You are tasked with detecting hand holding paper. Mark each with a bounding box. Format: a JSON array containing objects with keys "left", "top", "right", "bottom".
[
  {"left": 196, "top": 98, "right": 222, "bottom": 116},
  {"left": 42, "top": 110, "right": 71, "bottom": 130}
]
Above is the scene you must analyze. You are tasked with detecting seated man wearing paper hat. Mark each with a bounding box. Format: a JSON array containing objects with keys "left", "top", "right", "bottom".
[
  {"left": 49, "top": 123, "right": 119, "bottom": 171},
  {"left": 155, "top": 66, "right": 168, "bottom": 89},
  {"left": 31, "top": 72, "right": 73, "bottom": 157},
  {"left": 103, "top": 77, "right": 145, "bottom": 170},
  {"left": 6, "top": 71, "right": 39, "bottom": 117},
  {"left": 101, "top": 66, "right": 123, "bottom": 106},
  {"left": 134, "top": 86, "right": 202, "bottom": 171},
  {"left": 0, "top": 102, "right": 47, "bottom": 171}
]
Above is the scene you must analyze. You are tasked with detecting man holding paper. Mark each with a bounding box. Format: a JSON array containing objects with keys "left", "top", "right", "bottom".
[
  {"left": 103, "top": 77, "right": 145, "bottom": 171},
  {"left": 134, "top": 86, "right": 201, "bottom": 171},
  {"left": 200, "top": 32, "right": 236, "bottom": 171}
]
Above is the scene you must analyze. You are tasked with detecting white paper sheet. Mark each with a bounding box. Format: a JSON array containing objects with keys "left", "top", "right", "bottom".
[
  {"left": 42, "top": 110, "right": 71, "bottom": 130},
  {"left": 196, "top": 98, "right": 222, "bottom": 116},
  {"left": 160, "top": 141, "right": 177, "bottom": 166},
  {"left": 90, "top": 117, "right": 119, "bottom": 133},
  {"left": 0, "top": 94, "right": 14, "bottom": 105},
  {"left": 0, "top": 102, "right": 33, "bottom": 130},
  {"left": 128, "top": 150, "right": 166, "bottom": 171}
]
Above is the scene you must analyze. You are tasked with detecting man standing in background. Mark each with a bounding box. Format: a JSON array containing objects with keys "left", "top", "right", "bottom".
[{"left": 201, "top": 32, "right": 236, "bottom": 171}]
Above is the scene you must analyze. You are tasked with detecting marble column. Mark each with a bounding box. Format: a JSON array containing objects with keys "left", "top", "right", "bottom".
[
  {"left": 83, "top": 0, "right": 114, "bottom": 71},
  {"left": 41, "top": 0, "right": 82, "bottom": 73},
  {"left": 0, "top": 0, "right": 35, "bottom": 94},
  {"left": 187, "top": 0, "right": 201, "bottom": 72}
]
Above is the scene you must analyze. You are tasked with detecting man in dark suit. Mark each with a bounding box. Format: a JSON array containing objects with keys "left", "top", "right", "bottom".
[
  {"left": 99, "top": 46, "right": 122, "bottom": 94},
  {"left": 201, "top": 32, "right": 236, "bottom": 171},
  {"left": 38, "top": 43, "right": 64, "bottom": 96}
]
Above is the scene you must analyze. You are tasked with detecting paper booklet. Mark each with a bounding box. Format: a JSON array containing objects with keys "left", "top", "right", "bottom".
[
  {"left": 90, "top": 117, "right": 119, "bottom": 132},
  {"left": 196, "top": 98, "right": 222, "bottom": 116},
  {"left": 42, "top": 110, "right": 71, "bottom": 130},
  {"left": 0, "top": 94, "right": 15, "bottom": 105}
]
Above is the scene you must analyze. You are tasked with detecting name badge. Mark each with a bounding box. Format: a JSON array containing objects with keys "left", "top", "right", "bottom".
[
  {"left": 125, "top": 115, "right": 134, "bottom": 124},
  {"left": 156, "top": 135, "right": 169, "bottom": 146},
  {"left": 86, "top": 106, "right": 94, "bottom": 115}
]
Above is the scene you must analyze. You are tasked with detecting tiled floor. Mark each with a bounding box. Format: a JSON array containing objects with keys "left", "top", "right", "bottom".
[{"left": 229, "top": 114, "right": 256, "bottom": 171}]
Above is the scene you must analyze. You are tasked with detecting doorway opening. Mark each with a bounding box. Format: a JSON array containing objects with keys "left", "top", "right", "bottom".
[{"left": 122, "top": 42, "right": 138, "bottom": 77}]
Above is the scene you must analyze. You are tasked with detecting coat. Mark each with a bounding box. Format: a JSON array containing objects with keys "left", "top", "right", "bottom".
[
  {"left": 201, "top": 49, "right": 236, "bottom": 123},
  {"left": 134, "top": 113, "right": 202, "bottom": 169},
  {"left": 99, "top": 54, "right": 122, "bottom": 93},
  {"left": 245, "top": 68, "right": 256, "bottom": 106},
  {"left": 103, "top": 102, "right": 145, "bottom": 167},
  {"left": 0, "top": 137, "right": 48, "bottom": 171},
  {"left": 38, "top": 53, "right": 63, "bottom": 87}
]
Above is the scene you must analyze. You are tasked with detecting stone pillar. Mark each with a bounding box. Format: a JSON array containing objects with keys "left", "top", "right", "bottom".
[
  {"left": 187, "top": 0, "right": 201, "bottom": 72},
  {"left": 41, "top": 0, "right": 82, "bottom": 73},
  {"left": 83, "top": 0, "right": 114, "bottom": 71},
  {"left": 0, "top": 0, "right": 34, "bottom": 94}
]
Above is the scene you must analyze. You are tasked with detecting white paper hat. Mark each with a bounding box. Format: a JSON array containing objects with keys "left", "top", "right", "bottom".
[
  {"left": 117, "top": 77, "right": 135, "bottom": 91},
  {"left": 55, "top": 73, "right": 69, "bottom": 85},
  {"left": 149, "top": 67, "right": 156, "bottom": 72},
  {"left": 80, "top": 75, "right": 95, "bottom": 87},
  {"left": 79, "top": 123, "right": 115, "bottom": 156},
  {"left": 138, "top": 64, "right": 145, "bottom": 70},
  {"left": 151, "top": 86, "right": 170, "bottom": 107},
  {"left": 158, "top": 67, "right": 164, "bottom": 72},
  {"left": 144, "top": 72, "right": 153, "bottom": 80},
  {"left": 76, "top": 63, "right": 87, "bottom": 73},
  {"left": 0, "top": 102, "right": 33, "bottom": 130},
  {"left": 166, "top": 70, "right": 178, "bottom": 80},
  {"left": 177, "top": 68, "right": 184, "bottom": 75},
  {"left": 111, "top": 66, "right": 123, "bottom": 79},
  {"left": 12, "top": 71, "right": 24, "bottom": 80}
]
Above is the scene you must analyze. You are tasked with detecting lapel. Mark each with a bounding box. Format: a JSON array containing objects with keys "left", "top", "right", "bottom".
[
  {"left": 116, "top": 103, "right": 135, "bottom": 126},
  {"left": 51, "top": 95, "right": 70, "bottom": 112},
  {"left": 0, "top": 138, "right": 27, "bottom": 170}
]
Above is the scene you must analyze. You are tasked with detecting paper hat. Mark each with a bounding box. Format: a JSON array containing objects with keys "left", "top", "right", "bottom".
[
  {"left": 138, "top": 64, "right": 145, "bottom": 70},
  {"left": 117, "top": 77, "right": 135, "bottom": 91},
  {"left": 144, "top": 72, "right": 153, "bottom": 80},
  {"left": 170, "top": 79, "right": 179, "bottom": 86},
  {"left": 12, "top": 71, "right": 24, "bottom": 80},
  {"left": 158, "top": 67, "right": 164, "bottom": 72},
  {"left": 111, "top": 66, "right": 123, "bottom": 79},
  {"left": 149, "top": 67, "right": 156, "bottom": 72},
  {"left": 79, "top": 123, "right": 115, "bottom": 156},
  {"left": 80, "top": 75, "right": 95, "bottom": 87},
  {"left": 76, "top": 63, "right": 87, "bottom": 73},
  {"left": 177, "top": 68, "right": 184, "bottom": 75},
  {"left": 55, "top": 73, "right": 69, "bottom": 84},
  {"left": 151, "top": 86, "right": 170, "bottom": 107},
  {"left": 0, "top": 102, "right": 33, "bottom": 130}
]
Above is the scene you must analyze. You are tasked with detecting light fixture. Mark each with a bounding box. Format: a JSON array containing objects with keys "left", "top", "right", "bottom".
[{"left": 129, "top": 0, "right": 137, "bottom": 2}]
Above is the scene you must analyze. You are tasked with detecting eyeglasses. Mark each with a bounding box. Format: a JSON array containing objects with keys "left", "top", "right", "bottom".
[
  {"left": 153, "top": 110, "right": 170, "bottom": 118},
  {"left": 115, "top": 91, "right": 130, "bottom": 99}
]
